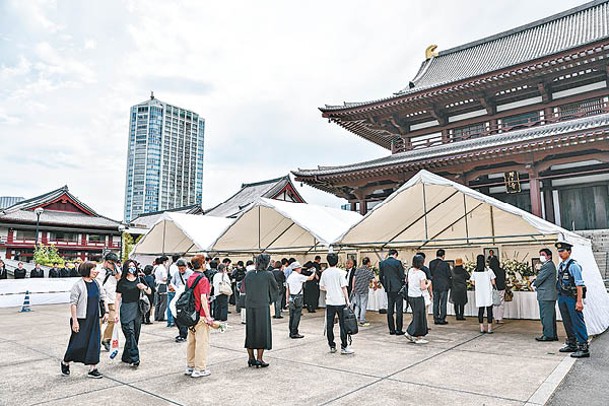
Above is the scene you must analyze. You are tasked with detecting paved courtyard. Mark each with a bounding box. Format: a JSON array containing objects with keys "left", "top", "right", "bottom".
[{"left": 0, "top": 303, "right": 582, "bottom": 406}]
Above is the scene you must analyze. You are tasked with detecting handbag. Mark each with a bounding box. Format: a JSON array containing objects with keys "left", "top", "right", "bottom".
[
  {"left": 219, "top": 278, "right": 232, "bottom": 296},
  {"left": 342, "top": 306, "right": 359, "bottom": 335},
  {"left": 139, "top": 277, "right": 151, "bottom": 315},
  {"left": 422, "top": 289, "right": 431, "bottom": 307},
  {"left": 492, "top": 288, "right": 501, "bottom": 306},
  {"left": 504, "top": 288, "right": 514, "bottom": 302}
]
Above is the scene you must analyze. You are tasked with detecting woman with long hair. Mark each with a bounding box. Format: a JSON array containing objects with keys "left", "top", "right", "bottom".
[
  {"left": 405, "top": 255, "right": 432, "bottom": 344},
  {"left": 61, "top": 262, "right": 108, "bottom": 378},
  {"left": 244, "top": 254, "right": 278, "bottom": 367},
  {"left": 489, "top": 256, "right": 506, "bottom": 324},
  {"left": 470, "top": 254, "right": 497, "bottom": 334},
  {"left": 115, "top": 260, "right": 152, "bottom": 367},
  {"left": 450, "top": 258, "right": 469, "bottom": 320}
]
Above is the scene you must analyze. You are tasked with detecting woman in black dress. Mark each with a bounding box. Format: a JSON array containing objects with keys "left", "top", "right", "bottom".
[
  {"left": 61, "top": 262, "right": 108, "bottom": 378},
  {"left": 115, "top": 260, "right": 152, "bottom": 368},
  {"left": 450, "top": 258, "right": 469, "bottom": 320},
  {"left": 244, "top": 254, "right": 278, "bottom": 367}
]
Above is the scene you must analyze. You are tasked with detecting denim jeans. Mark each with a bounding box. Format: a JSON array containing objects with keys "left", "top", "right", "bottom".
[
  {"left": 166, "top": 291, "right": 176, "bottom": 325},
  {"left": 352, "top": 292, "right": 369, "bottom": 323}
]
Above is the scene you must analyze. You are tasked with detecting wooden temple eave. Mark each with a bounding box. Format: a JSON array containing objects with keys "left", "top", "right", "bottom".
[
  {"left": 297, "top": 127, "right": 609, "bottom": 190},
  {"left": 323, "top": 39, "right": 609, "bottom": 119}
]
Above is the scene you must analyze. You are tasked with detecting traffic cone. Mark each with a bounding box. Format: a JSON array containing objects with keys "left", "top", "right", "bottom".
[{"left": 19, "top": 290, "right": 32, "bottom": 313}]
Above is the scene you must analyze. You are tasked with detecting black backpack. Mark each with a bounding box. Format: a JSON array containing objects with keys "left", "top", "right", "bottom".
[
  {"left": 175, "top": 274, "right": 205, "bottom": 327},
  {"left": 342, "top": 306, "right": 359, "bottom": 335}
]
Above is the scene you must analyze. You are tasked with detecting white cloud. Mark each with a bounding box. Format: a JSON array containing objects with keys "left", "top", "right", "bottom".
[{"left": 0, "top": 0, "right": 587, "bottom": 220}]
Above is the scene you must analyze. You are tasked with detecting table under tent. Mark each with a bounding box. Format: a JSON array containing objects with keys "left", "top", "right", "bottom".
[{"left": 334, "top": 170, "right": 609, "bottom": 335}]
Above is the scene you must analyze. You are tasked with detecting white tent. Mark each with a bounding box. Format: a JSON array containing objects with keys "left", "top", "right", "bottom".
[
  {"left": 336, "top": 169, "right": 609, "bottom": 335},
  {"left": 130, "top": 212, "right": 234, "bottom": 256},
  {"left": 209, "top": 198, "right": 362, "bottom": 254}
]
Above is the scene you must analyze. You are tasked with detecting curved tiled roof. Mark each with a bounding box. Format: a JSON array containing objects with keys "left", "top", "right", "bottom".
[
  {"left": 293, "top": 113, "right": 609, "bottom": 177},
  {"left": 322, "top": 0, "right": 609, "bottom": 112}
]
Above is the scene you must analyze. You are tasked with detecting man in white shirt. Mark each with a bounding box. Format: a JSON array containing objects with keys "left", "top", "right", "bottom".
[
  {"left": 169, "top": 259, "right": 193, "bottom": 342},
  {"left": 99, "top": 252, "right": 121, "bottom": 352},
  {"left": 320, "top": 253, "right": 353, "bottom": 354},
  {"left": 166, "top": 255, "right": 181, "bottom": 327},
  {"left": 154, "top": 256, "right": 169, "bottom": 323},
  {"left": 286, "top": 261, "right": 315, "bottom": 339}
]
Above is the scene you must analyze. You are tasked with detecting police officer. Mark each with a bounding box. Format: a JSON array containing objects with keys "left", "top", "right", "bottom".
[{"left": 555, "top": 242, "right": 590, "bottom": 358}]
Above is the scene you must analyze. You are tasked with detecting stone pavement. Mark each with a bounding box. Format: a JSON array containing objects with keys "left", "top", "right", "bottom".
[
  {"left": 0, "top": 303, "right": 589, "bottom": 406},
  {"left": 548, "top": 327, "right": 609, "bottom": 405}
]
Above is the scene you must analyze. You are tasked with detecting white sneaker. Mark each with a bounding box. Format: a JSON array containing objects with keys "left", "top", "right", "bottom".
[
  {"left": 340, "top": 346, "right": 355, "bottom": 355},
  {"left": 405, "top": 334, "right": 415, "bottom": 343},
  {"left": 415, "top": 338, "right": 429, "bottom": 344},
  {"left": 184, "top": 367, "right": 194, "bottom": 376},
  {"left": 191, "top": 369, "right": 211, "bottom": 378}
]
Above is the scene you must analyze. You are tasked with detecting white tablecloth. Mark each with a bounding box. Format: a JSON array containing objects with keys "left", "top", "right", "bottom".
[{"left": 319, "top": 287, "right": 560, "bottom": 321}]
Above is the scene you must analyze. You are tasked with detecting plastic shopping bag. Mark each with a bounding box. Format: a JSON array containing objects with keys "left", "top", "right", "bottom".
[{"left": 109, "top": 324, "right": 120, "bottom": 360}]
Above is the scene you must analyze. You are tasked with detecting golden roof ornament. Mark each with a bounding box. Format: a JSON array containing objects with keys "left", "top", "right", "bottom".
[{"left": 425, "top": 44, "right": 438, "bottom": 59}]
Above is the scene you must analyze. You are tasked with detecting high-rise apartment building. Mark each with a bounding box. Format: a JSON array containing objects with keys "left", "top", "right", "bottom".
[{"left": 124, "top": 93, "right": 205, "bottom": 222}]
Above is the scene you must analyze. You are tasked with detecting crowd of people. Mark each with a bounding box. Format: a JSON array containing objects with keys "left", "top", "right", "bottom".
[
  {"left": 0, "top": 260, "right": 82, "bottom": 279},
  {"left": 4, "top": 241, "right": 591, "bottom": 379}
]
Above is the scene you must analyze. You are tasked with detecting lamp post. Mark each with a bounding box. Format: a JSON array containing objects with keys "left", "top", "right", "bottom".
[
  {"left": 118, "top": 224, "right": 126, "bottom": 261},
  {"left": 34, "top": 207, "right": 44, "bottom": 246}
]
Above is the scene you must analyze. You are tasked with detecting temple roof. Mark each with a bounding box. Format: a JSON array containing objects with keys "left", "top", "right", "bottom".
[
  {"left": 294, "top": 112, "right": 609, "bottom": 178},
  {"left": 0, "top": 186, "right": 122, "bottom": 230},
  {"left": 205, "top": 175, "right": 306, "bottom": 218},
  {"left": 322, "top": 0, "right": 609, "bottom": 112}
]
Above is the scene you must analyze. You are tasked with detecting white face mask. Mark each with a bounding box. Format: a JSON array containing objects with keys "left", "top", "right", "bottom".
[{"left": 539, "top": 255, "right": 547, "bottom": 263}]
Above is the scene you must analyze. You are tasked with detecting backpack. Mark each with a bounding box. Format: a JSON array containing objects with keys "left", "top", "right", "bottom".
[
  {"left": 342, "top": 306, "right": 359, "bottom": 335},
  {"left": 175, "top": 275, "right": 205, "bottom": 327}
]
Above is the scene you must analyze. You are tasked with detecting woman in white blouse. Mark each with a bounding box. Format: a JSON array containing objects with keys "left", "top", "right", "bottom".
[
  {"left": 470, "top": 254, "right": 497, "bottom": 334},
  {"left": 213, "top": 264, "right": 232, "bottom": 321},
  {"left": 405, "top": 255, "right": 432, "bottom": 344}
]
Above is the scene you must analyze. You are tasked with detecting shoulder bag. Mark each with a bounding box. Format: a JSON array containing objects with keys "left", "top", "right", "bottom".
[
  {"left": 138, "top": 277, "right": 151, "bottom": 315},
  {"left": 219, "top": 274, "right": 232, "bottom": 296}
]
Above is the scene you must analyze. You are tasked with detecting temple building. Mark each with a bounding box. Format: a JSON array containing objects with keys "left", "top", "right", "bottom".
[
  {"left": 294, "top": 1, "right": 609, "bottom": 232},
  {"left": 0, "top": 186, "right": 123, "bottom": 262}
]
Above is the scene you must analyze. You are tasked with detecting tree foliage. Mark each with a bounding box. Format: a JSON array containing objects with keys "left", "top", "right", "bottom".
[{"left": 33, "top": 244, "right": 65, "bottom": 267}]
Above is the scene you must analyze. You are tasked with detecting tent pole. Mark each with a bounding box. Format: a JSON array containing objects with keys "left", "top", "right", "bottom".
[
  {"left": 490, "top": 206, "right": 496, "bottom": 244},
  {"left": 463, "top": 194, "right": 470, "bottom": 245},
  {"left": 162, "top": 220, "right": 167, "bottom": 255},
  {"left": 258, "top": 206, "right": 261, "bottom": 251},
  {"left": 422, "top": 183, "right": 429, "bottom": 241},
  {"left": 417, "top": 202, "right": 484, "bottom": 250},
  {"left": 262, "top": 222, "right": 296, "bottom": 252},
  {"left": 380, "top": 191, "right": 460, "bottom": 249}
]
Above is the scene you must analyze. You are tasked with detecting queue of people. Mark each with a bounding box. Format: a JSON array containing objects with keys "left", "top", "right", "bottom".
[{"left": 51, "top": 240, "right": 589, "bottom": 379}]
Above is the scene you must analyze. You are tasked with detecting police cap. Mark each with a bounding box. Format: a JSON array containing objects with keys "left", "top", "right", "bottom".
[{"left": 554, "top": 241, "right": 573, "bottom": 251}]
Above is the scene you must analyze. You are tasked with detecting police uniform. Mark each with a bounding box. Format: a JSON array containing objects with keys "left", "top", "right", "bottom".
[{"left": 555, "top": 242, "right": 590, "bottom": 358}]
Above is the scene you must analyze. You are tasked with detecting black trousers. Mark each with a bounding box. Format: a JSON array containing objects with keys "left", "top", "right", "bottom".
[
  {"left": 386, "top": 291, "right": 404, "bottom": 333},
  {"left": 175, "top": 319, "right": 188, "bottom": 339},
  {"left": 454, "top": 303, "right": 465, "bottom": 319},
  {"left": 325, "top": 305, "right": 347, "bottom": 349},
  {"left": 214, "top": 295, "right": 228, "bottom": 321},
  {"left": 121, "top": 319, "right": 141, "bottom": 364},
  {"left": 289, "top": 294, "right": 303, "bottom": 336},
  {"left": 478, "top": 306, "right": 493, "bottom": 323}
]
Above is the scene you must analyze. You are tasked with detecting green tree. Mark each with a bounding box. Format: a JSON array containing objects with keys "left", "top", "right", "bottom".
[
  {"left": 122, "top": 232, "right": 141, "bottom": 261},
  {"left": 33, "top": 244, "right": 65, "bottom": 267}
]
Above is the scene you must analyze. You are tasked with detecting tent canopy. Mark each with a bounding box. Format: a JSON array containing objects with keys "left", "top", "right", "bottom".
[
  {"left": 210, "top": 198, "right": 362, "bottom": 253},
  {"left": 337, "top": 169, "right": 589, "bottom": 249},
  {"left": 130, "top": 212, "right": 234, "bottom": 256}
]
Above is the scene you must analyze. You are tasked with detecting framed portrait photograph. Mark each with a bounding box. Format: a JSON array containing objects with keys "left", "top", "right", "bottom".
[
  {"left": 484, "top": 247, "right": 500, "bottom": 262},
  {"left": 531, "top": 257, "right": 542, "bottom": 272},
  {"left": 446, "top": 260, "right": 455, "bottom": 269}
]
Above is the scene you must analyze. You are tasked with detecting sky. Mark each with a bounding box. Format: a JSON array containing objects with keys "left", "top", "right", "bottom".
[{"left": 0, "top": 0, "right": 586, "bottom": 221}]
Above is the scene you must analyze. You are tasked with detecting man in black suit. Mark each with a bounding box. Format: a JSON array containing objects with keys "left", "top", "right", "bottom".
[
  {"left": 429, "top": 249, "right": 452, "bottom": 325},
  {"left": 345, "top": 258, "right": 356, "bottom": 297},
  {"left": 379, "top": 249, "right": 405, "bottom": 335}
]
